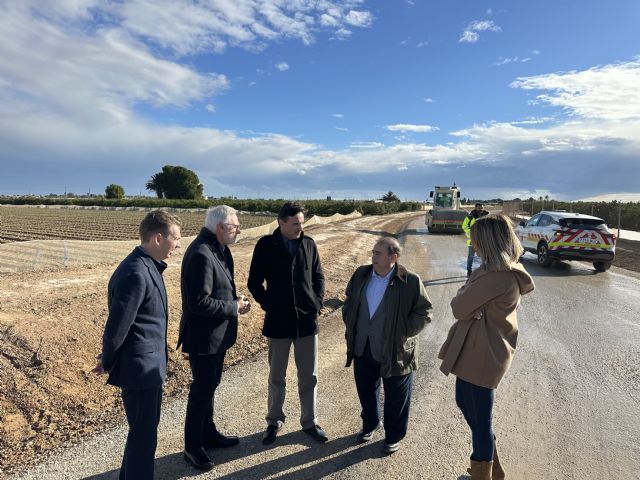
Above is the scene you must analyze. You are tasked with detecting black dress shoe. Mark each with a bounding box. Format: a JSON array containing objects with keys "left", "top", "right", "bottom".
[
  {"left": 204, "top": 432, "right": 240, "bottom": 449},
  {"left": 262, "top": 424, "right": 280, "bottom": 445},
  {"left": 183, "top": 448, "right": 215, "bottom": 471},
  {"left": 303, "top": 424, "right": 328, "bottom": 443}
]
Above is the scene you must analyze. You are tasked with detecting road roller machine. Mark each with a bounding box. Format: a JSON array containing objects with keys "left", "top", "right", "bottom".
[{"left": 425, "top": 184, "right": 468, "bottom": 233}]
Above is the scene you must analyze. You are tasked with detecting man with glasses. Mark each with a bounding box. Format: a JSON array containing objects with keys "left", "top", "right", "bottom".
[
  {"left": 178, "top": 205, "right": 251, "bottom": 471},
  {"left": 248, "top": 202, "right": 327, "bottom": 445},
  {"left": 93, "top": 210, "right": 181, "bottom": 479}
]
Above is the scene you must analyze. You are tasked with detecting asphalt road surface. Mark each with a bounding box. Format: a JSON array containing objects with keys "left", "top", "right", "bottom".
[{"left": 12, "top": 216, "right": 640, "bottom": 479}]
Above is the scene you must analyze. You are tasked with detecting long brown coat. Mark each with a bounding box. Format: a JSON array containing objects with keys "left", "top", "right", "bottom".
[{"left": 438, "top": 263, "right": 534, "bottom": 389}]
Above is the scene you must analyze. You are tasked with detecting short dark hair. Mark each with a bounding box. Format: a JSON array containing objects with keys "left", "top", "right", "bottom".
[
  {"left": 278, "top": 202, "right": 305, "bottom": 220},
  {"left": 139, "top": 210, "right": 180, "bottom": 242},
  {"left": 475, "top": 203, "right": 483, "bottom": 208}
]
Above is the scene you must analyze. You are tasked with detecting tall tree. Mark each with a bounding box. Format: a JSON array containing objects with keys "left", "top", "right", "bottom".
[
  {"left": 105, "top": 184, "right": 125, "bottom": 199},
  {"left": 145, "top": 165, "right": 204, "bottom": 199},
  {"left": 381, "top": 191, "right": 400, "bottom": 202}
]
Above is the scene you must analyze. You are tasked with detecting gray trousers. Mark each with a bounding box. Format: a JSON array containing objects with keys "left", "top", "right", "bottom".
[{"left": 266, "top": 334, "right": 318, "bottom": 429}]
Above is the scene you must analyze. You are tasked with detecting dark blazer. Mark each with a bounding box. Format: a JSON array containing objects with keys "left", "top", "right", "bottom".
[
  {"left": 102, "top": 247, "right": 169, "bottom": 390},
  {"left": 247, "top": 227, "right": 324, "bottom": 339},
  {"left": 178, "top": 227, "right": 239, "bottom": 354}
]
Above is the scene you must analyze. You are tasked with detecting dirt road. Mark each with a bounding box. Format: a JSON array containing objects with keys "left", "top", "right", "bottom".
[{"left": 7, "top": 215, "right": 640, "bottom": 479}]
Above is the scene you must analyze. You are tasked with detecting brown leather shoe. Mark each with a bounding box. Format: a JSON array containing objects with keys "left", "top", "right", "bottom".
[{"left": 468, "top": 460, "right": 493, "bottom": 480}]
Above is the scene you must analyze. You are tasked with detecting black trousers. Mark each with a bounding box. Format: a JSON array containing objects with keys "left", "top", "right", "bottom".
[
  {"left": 353, "top": 341, "right": 413, "bottom": 444},
  {"left": 184, "top": 351, "right": 226, "bottom": 452},
  {"left": 120, "top": 386, "right": 163, "bottom": 480}
]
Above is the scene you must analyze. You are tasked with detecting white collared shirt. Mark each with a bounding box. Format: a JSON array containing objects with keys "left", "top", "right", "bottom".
[{"left": 366, "top": 266, "right": 394, "bottom": 318}]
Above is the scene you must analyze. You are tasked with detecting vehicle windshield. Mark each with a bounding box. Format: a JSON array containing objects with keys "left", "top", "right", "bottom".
[
  {"left": 434, "top": 193, "right": 453, "bottom": 208},
  {"left": 560, "top": 218, "right": 608, "bottom": 230}
]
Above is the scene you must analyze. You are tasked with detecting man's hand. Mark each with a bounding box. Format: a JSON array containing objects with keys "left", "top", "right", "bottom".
[
  {"left": 91, "top": 353, "right": 105, "bottom": 375},
  {"left": 238, "top": 296, "right": 251, "bottom": 315}
]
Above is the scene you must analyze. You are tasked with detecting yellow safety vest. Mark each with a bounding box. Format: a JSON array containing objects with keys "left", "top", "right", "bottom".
[{"left": 462, "top": 215, "right": 475, "bottom": 246}]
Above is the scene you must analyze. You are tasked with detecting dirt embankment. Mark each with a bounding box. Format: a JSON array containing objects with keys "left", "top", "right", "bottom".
[{"left": 0, "top": 213, "right": 417, "bottom": 476}]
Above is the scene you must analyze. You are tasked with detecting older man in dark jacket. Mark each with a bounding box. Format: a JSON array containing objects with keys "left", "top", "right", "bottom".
[
  {"left": 343, "top": 237, "right": 432, "bottom": 454},
  {"left": 248, "top": 202, "right": 326, "bottom": 445},
  {"left": 178, "top": 205, "right": 251, "bottom": 472}
]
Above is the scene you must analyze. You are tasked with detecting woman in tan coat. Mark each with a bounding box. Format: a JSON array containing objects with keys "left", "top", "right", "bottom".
[{"left": 439, "top": 214, "right": 535, "bottom": 479}]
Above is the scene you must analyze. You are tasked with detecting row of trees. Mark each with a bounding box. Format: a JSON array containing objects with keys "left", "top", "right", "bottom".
[
  {"left": 105, "top": 165, "right": 204, "bottom": 200},
  {"left": 0, "top": 195, "right": 422, "bottom": 216}
]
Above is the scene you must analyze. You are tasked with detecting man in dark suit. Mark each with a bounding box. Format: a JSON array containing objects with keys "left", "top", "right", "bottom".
[
  {"left": 93, "top": 210, "right": 181, "bottom": 480},
  {"left": 178, "top": 205, "right": 251, "bottom": 471}
]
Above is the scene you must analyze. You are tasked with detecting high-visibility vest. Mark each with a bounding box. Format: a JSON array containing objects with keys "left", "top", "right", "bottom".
[{"left": 462, "top": 215, "right": 475, "bottom": 246}]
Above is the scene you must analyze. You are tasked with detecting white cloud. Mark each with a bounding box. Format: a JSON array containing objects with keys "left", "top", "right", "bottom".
[
  {"left": 320, "top": 13, "right": 339, "bottom": 27},
  {"left": 386, "top": 124, "right": 439, "bottom": 133},
  {"left": 344, "top": 10, "right": 374, "bottom": 28},
  {"left": 334, "top": 28, "right": 352, "bottom": 39},
  {"left": 416, "top": 41, "right": 428, "bottom": 48},
  {"left": 494, "top": 56, "right": 532, "bottom": 66},
  {"left": 331, "top": 113, "right": 344, "bottom": 118},
  {"left": 459, "top": 20, "right": 502, "bottom": 43},
  {"left": 511, "top": 59, "right": 640, "bottom": 121},
  {"left": 349, "top": 142, "right": 384, "bottom": 149},
  {"left": 276, "top": 62, "right": 290, "bottom": 71},
  {"left": 423, "top": 97, "right": 434, "bottom": 103},
  {"left": 335, "top": 126, "right": 349, "bottom": 131},
  {"left": 0, "top": 5, "right": 228, "bottom": 122},
  {"left": 18, "top": 1, "right": 376, "bottom": 58},
  {"left": 205, "top": 104, "right": 216, "bottom": 112}
]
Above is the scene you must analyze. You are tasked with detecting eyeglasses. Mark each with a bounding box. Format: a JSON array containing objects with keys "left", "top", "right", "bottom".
[{"left": 224, "top": 223, "right": 241, "bottom": 231}]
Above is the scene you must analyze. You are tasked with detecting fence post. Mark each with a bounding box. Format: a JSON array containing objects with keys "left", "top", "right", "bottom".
[{"left": 617, "top": 202, "right": 622, "bottom": 240}]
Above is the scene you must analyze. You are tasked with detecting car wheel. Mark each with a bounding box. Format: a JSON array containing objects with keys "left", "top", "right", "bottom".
[
  {"left": 537, "top": 242, "right": 553, "bottom": 267},
  {"left": 593, "top": 261, "right": 612, "bottom": 272}
]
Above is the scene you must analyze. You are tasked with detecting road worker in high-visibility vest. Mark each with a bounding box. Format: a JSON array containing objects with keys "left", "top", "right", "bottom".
[{"left": 462, "top": 203, "right": 489, "bottom": 277}]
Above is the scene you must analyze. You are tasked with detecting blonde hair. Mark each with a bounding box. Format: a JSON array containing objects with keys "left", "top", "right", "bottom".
[{"left": 470, "top": 213, "right": 523, "bottom": 271}]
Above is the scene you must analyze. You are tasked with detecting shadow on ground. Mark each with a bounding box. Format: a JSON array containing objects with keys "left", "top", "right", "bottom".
[{"left": 82, "top": 431, "right": 385, "bottom": 480}]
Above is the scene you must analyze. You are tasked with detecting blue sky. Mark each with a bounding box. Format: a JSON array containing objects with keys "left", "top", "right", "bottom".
[{"left": 0, "top": 0, "right": 639, "bottom": 201}]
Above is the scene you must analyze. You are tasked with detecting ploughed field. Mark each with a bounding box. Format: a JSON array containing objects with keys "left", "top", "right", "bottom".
[{"left": 0, "top": 206, "right": 275, "bottom": 243}]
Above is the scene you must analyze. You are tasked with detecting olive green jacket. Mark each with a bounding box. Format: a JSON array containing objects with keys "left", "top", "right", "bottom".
[{"left": 342, "top": 264, "right": 433, "bottom": 378}]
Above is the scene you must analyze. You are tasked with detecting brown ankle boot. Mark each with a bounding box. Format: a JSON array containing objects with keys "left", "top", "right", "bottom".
[
  {"left": 468, "top": 460, "right": 493, "bottom": 480},
  {"left": 492, "top": 446, "right": 506, "bottom": 479}
]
